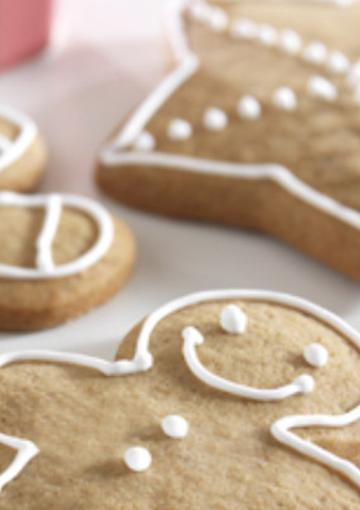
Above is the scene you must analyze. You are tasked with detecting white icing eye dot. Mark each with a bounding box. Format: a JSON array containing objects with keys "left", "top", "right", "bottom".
[
  {"left": 161, "top": 415, "right": 189, "bottom": 439},
  {"left": 294, "top": 374, "right": 315, "bottom": 395},
  {"left": 272, "top": 87, "right": 297, "bottom": 110},
  {"left": 167, "top": 119, "right": 192, "bottom": 141},
  {"left": 308, "top": 75, "right": 337, "bottom": 101},
  {"left": 208, "top": 7, "right": 228, "bottom": 32},
  {"left": 237, "top": 95, "right": 261, "bottom": 120},
  {"left": 303, "top": 41, "right": 328, "bottom": 64},
  {"left": 304, "top": 343, "right": 329, "bottom": 368},
  {"left": 203, "top": 107, "right": 228, "bottom": 131},
  {"left": 124, "top": 447, "right": 152, "bottom": 472},
  {"left": 182, "top": 326, "right": 204, "bottom": 345},
  {"left": 328, "top": 51, "right": 349, "bottom": 74},
  {"left": 280, "top": 29, "right": 302, "bottom": 54},
  {"left": 258, "top": 24, "right": 278, "bottom": 46},
  {"left": 230, "top": 18, "right": 257, "bottom": 39},
  {"left": 220, "top": 304, "right": 247, "bottom": 334},
  {"left": 132, "top": 131, "right": 155, "bottom": 152}
]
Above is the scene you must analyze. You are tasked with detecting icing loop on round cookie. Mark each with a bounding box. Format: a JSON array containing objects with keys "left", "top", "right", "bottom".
[
  {"left": 167, "top": 118, "right": 193, "bottom": 140},
  {"left": 237, "top": 95, "right": 262, "bottom": 120},
  {"left": 307, "top": 75, "right": 337, "bottom": 101},
  {"left": 0, "top": 192, "right": 114, "bottom": 280},
  {"left": 272, "top": 87, "right": 298, "bottom": 110},
  {"left": 0, "top": 105, "right": 38, "bottom": 173},
  {"left": 303, "top": 41, "right": 328, "bottom": 64},
  {"left": 203, "top": 107, "right": 228, "bottom": 131},
  {"left": 181, "top": 326, "right": 315, "bottom": 401},
  {"left": 219, "top": 304, "right": 247, "bottom": 334}
]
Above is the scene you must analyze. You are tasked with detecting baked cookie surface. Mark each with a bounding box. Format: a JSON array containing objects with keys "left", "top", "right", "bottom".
[
  {"left": 0, "top": 290, "right": 359, "bottom": 508},
  {"left": 0, "top": 192, "right": 135, "bottom": 330},
  {"left": 97, "top": 0, "right": 360, "bottom": 280},
  {"left": 0, "top": 106, "right": 47, "bottom": 192}
]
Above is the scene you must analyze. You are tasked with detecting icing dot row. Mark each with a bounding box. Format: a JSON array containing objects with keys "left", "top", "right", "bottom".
[{"left": 189, "top": 1, "right": 354, "bottom": 90}]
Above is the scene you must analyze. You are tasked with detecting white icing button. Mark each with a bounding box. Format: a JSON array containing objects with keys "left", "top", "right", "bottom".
[
  {"left": 294, "top": 374, "right": 316, "bottom": 394},
  {"left": 161, "top": 415, "right": 189, "bottom": 439},
  {"left": 132, "top": 131, "right": 155, "bottom": 152},
  {"left": 208, "top": 7, "right": 228, "bottom": 32},
  {"left": 124, "top": 447, "right": 152, "bottom": 472},
  {"left": 272, "top": 87, "right": 297, "bottom": 110},
  {"left": 167, "top": 118, "right": 192, "bottom": 141},
  {"left": 280, "top": 29, "right": 302, "bottom": 54},
  {"left": 304, "top": 343, "right": 329, "bottom": 368},
  {"left": 328, "top": 51, "right": 350, "bottom": 74},
  {"left": 203, "top": 107, "right": 228, "bottom": 131},
  {"left": 303, "top": 41, "right": 328, "bottom": 64},
  {"left": 230, "top": 18, "right": 257, "bottom": 39},
  {"left": 220, "top": 304, "right": 247, "bottom": 334},
  {"left": 308, "top": 75, "right": 337, "bottom": 101},
  {"left": 237, "top": 95, "right": 261, "bottom": 120},
  {"left": 258, "top": 24, "right": 278, "bottom": 46}
]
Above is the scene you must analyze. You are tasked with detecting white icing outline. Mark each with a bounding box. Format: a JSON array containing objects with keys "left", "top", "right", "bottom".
[
  {"left": 1, "top": 289, "right": 360, "bottom": 489},
  {"left": 0, "top": 105, "right": 38, "bottom": 173},
  {"left": 0, "top": 192, "right": 114, "bottom": 279},
  {"left": 99, "top": 0, "right": 360, "bottom": 236},
  {"left": 0, "top": 433, "right": 39, "bottom": 493},
  {"left": 182, "top": 326, "right": 315, "bottom": 401},
  {"left": 271, "top": 406, "right": 360, "bottom": 488}
]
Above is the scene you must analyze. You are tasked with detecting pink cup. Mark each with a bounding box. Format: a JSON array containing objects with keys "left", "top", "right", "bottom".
[{"left": 0, "top": 0, "right": 53, "bottom": 71}]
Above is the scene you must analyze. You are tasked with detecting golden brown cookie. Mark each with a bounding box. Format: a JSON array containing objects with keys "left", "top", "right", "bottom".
[
  {"left": 0, "top": 289, "right": 358, "bottom": 508},
  {"left": 97, "top": 0, "right": 360, "bottom": 281},
  {"left": 0, "top": 106, "right": 47, "bottom": 192},
  {"left": 0, "top": 191, "right": 135, "bottom": 331}
]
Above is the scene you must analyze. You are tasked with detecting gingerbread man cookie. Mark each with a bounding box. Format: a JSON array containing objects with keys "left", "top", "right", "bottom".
[
  {"left": 0, "top": 290, "right": 358, "bottom": 507},
  {"left": 97, "top": 0, "right": 360, "bottom": 281},
  {"left": 0, "top": 191, "right": 135, "bottom": 330},
  {"left": 0, "top": 106, "right": 46, "bottom": 192}
]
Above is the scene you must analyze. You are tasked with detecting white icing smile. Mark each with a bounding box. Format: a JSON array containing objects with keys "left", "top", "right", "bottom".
[
  {"left": 182, "top": 326, "right": 315, "bottom": 401},
  {"left": 0, "top": 192, "right": 114, "bottom": 279}
]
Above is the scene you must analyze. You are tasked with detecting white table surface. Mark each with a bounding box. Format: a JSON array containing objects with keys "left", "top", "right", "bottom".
[{"left": 0, "top": 0, "right": 359, "bottom": 358}]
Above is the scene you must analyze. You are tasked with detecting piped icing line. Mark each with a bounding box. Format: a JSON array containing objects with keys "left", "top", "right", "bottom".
[
  {"left": 0, "top": 192, "right": 114, "bottom": 280},
  {"left": 0, "top": 433, "right": 39, "bottom": 493},
  {"left": 182, "top": 326, "right": 315, "bottom": 401},
  {"left": 271, "top": 404, "right": 360, "bottom": 489},
  {"left": 0, "top": 105, "right": 38, "bottom": 172}
]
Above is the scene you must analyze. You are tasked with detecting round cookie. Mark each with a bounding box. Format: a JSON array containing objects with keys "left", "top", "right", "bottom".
[
  {"left": 97, "top": 0, "right": 360, "bottom": 281},
  {"left": 0, "top": 192, "right": 135, "bottom": 330},
  {"left": 0, "top": 290, "right": 359, "bottom": 507},
  {"left": 0, "top": 105, "right": 47, "bottom": 192}
]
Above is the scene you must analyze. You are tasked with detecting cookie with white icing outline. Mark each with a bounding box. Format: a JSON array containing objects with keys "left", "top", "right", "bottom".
[
  {"left": 97, "top": 0, "right": 360, "bottom": 280},
  {"left": 0, "top": 192, "right": 135, "bottom": 330},
  {"left": 0, "top": 106, "right": 47, "bottom": 192},
  {"left": 0, "top": 290, "right": 359, "bottom": 507}
]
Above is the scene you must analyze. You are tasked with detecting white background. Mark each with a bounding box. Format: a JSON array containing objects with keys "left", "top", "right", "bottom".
[{"left": 0, "top": 0, "right": 359, "bottom": 358}]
